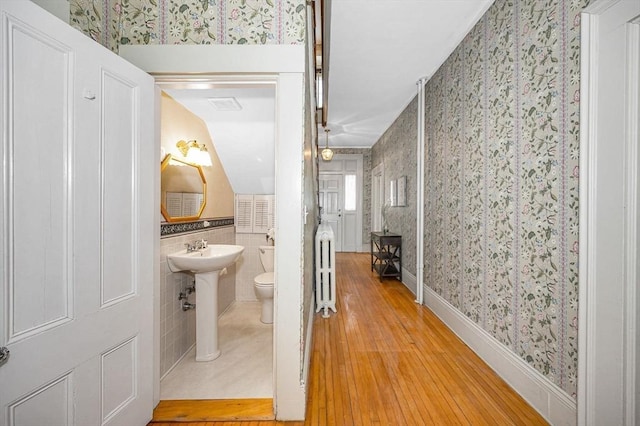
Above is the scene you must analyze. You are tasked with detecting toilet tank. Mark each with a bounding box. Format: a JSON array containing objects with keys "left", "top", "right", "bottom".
[{"left": 258, "top": 246, "right": 275, "bottom": 272}]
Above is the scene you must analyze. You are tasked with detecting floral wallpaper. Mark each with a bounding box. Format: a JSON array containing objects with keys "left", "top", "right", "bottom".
[
  {"left": 70, "top": 0, "right": 306, "bottom": 51},
  {"left": 371, "top": 97, "right": 418, "bottom": 276},
  {"left": 372, "top": 0, "right": 588, "bottom": 398}
]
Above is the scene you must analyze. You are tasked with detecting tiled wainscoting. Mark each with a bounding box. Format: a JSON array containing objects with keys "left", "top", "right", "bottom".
[{"left": 159, "top": 225, "right": 236, "bottom": 377}]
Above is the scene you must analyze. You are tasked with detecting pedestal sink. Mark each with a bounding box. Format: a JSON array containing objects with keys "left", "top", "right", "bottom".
[{"left": 167, "top": 244, "right": 244, "bottom": 361}]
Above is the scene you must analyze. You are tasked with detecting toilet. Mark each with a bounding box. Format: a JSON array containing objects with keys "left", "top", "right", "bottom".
[{"left": 254, "top": 245, "right": 274, "bottom": 324}]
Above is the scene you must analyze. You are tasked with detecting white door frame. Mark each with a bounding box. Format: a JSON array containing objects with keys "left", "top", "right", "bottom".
[
  {"left": 120, "top": 45, "right": 308, "bottom": 419},
  {"left": 371, "top": 163, "right": 384, "bottom": 233},
  {"left": 319, "top": 153, "right": 364, "bottom": 252},
  {"left": 579, "top": 1, "right": 640, "bottom": 424}
]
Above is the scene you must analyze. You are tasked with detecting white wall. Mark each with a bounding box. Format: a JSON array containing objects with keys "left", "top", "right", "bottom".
[{"left": 30, "top": 0, "right": 69, "bottom": 23}]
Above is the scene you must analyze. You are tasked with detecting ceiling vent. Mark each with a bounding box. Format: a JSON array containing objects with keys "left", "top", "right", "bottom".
[{"left": 208, "top": 97, "right": 242, "bottom": 111}]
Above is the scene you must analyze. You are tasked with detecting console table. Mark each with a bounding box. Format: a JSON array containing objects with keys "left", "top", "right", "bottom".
[{"left": 370, "top": 232, "right": 402, "bottom": 281}]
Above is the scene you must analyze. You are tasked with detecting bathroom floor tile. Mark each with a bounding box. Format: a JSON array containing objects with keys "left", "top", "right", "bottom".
[{"left": 160, "top": 301, "right": 273, "bottom": 400}]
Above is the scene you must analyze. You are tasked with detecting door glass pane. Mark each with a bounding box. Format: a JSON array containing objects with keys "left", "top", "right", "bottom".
[{"left": 344, "top": 174, "right": 356, "bottom": 211}]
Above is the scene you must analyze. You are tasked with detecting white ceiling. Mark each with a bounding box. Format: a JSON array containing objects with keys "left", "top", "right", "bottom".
[
  {"left": 165, "top": 0, "right": 494, "bottom": 193},
  {"left": 164, "top": 86, "right": 276, "bottom": 195},
  {"left": 326, "top": 0, "right": 494, "bottom": 148}
]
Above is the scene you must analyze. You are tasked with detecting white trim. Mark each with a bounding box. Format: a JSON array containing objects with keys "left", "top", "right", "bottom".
[
  {"left": 415, "top": 77, "right": 427, "bottom": 305},
  {"left": 624, "top": 19, "right": 639, "bottom": 426},
  {"left": 319, "top": 154, "right": 364, "bottom": 252},
  {"left": 400, "top": 269, "right": 417, "bottom": 296},
  {"left": 425, "top": 287, "right": 576, "bottom": 426},
  {"left": 301, "top": 290, "right": 315, "bottom": 387},
  {"left": 119, "top": 45, "right": 305, "bottom": 74},
  {"left": 578, "top": 9, "right": 598, "bottom": 425},
  {"left": 371, "top": 163, "right": 384, "bottom": 232},
  {"left": 120, "top": 46, "right": 307, "bottom": 420},
  {"left": 579, "top": 2, "right": 640, "bottom": 423}
]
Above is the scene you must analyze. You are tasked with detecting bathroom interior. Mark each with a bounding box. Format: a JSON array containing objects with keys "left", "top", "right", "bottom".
[{"left": 159, "top": 82, "right": 277, "bottom": 400}]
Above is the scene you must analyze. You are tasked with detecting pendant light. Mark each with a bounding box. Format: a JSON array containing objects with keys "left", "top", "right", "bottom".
[{"left": 321, "top": 128, "right": 334, "bottom": 161}]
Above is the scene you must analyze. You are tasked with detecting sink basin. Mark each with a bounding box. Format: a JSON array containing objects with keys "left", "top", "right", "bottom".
[
  {"left": 167, "top": 244, "right": 245, "bottom": 273},
  {"left": 166, "top": 244, "right": 245, "bottom": 362}
]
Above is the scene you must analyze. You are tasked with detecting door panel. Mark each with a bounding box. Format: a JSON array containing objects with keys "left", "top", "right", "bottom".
[
  {"left": 102, "top": 71, "right": 136, "bottom": 306},
  {"left": 9, "top": 11, "right": 71, "bottom": 342},
  {"left": 319, "top": 174, "right": 342, "bottom": 251},
  {"left": 319, "top": 154, "right": 363, "bottom": 252},
  {"left": 0, "top": 2, "right": 155, "bottom": 425}
]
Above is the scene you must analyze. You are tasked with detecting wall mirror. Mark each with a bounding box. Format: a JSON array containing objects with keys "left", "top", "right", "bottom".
[{"left": 161, "top": 154, "right": 207, "bottom": 222}]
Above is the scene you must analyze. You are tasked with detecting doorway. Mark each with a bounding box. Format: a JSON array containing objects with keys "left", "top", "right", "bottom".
[
  {"left": 120, "top": 44, "right": 310, "bottom": 420},
  {"left": 371, "top": 163, "right": 385, "bottom": 232},
  {"left": 318, "top": 154, "right": 364, "bottom": 252},
  {"left": 156, "top": 82, "right": 276, "bottom": 402}
]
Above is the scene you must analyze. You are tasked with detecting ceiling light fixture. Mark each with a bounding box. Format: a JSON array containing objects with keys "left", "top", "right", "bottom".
[
  {"left": 321, "top": 128, "right": 333, "bottom": 161},
  {"left": 176, "top": 139, "right": 213, "bottom": 167}
]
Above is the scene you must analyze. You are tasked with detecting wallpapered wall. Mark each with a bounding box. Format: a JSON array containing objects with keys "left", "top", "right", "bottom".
[
  {"left": 373, "top": 0, "right": 587, "bottom": 398},
  {"left": 69, "top": 0, "right": 306, "bottom": 51},
  {"left": 371, "top": 98, "right": 418, "bottom": 275}
]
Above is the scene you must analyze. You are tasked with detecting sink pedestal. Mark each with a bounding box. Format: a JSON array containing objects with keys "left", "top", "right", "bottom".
[
  {"left": 165, "top": 244, "right": 245, "bottom": 362},
  {"left": 195, "top": 270, "right": 222, "bottom": 361}
]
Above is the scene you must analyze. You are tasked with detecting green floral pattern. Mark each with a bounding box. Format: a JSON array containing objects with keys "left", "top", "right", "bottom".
[
  {"left": 70, "top": 0, "right": 306, "bottom": 51},
  {"left": 421, "top": 0, "right": 588, "bottom": 397},
  {"left": 70, "top": 0, "right": 103, "bottom": 44},
  {"left": 226, "top": 0, "right": 275, "bottom": 44},
  {"left": 167, "top": 0, "right": 217, "bottom": 44},
  {"left": 462, "top": 22, "right": 485, "bottom": 325}
]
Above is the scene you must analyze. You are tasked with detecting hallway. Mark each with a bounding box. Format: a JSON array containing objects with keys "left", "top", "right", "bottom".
[{"left": 151, "top": 252, "right": 547, "bottom": 425}]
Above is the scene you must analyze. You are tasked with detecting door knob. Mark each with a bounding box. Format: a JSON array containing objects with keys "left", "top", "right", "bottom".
[{"left": 0, "top": 347, "right": 9, "bottom": 366}]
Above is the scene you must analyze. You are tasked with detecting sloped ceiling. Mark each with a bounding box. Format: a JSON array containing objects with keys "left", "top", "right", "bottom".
[
  {"left": 164, "top": 86, "right": 276, "bottom": 195},
  {"left": 325, "top": 0, "right": 494, "bottom": 148}
]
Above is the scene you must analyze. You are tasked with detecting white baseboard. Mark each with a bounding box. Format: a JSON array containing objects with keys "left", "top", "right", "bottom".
[
  {"left": 401, "top": 268, "right": 417, "bottom": 296},
  {"left": 301, "top": 291, "right": 315, "bottom": 388},
  {"left": 424, "top": 286, "right": 577, "bottom": 426}
]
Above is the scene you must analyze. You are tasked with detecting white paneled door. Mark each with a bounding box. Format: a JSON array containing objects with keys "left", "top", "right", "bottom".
[
  {"left": 318, "top": 174, "right": 343, "bottom": 251},
  {"left": 319, "top": 154, "right": 363, "bottom": 252},
  {"left": 0, "top": 2, "right": 155, "bottom": 426}
]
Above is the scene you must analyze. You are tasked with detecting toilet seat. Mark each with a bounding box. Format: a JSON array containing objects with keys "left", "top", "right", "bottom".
[{"left": 254, "top": 272, "right": 274, "bottom": 286}]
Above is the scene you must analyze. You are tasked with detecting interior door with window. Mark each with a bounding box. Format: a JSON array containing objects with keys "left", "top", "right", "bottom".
[
  {"left": 319, "top": 154, "right": 363, "bottom": 252},
  {"left": 0, "top": 2, "right": 155, "bottom": 425}
]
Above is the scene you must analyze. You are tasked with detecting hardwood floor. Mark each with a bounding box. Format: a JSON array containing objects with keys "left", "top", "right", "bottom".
[{"left": 150, "top": 252, "right": 547, "bottom": 425}]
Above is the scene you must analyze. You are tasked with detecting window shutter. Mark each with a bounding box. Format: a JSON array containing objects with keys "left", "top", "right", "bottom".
[
  {"left": 235, "top": 194, "right": 275, "bottom": 233},
  {"left": 253, "top": 195, "right": 272, "bottom": 233},
  {"left": 235, "top": 194, "right": 254, "bottom": 233}
]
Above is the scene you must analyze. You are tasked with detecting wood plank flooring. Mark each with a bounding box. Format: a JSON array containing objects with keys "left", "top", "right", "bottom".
[{"left": 150, "top": 252, "right": 547, "bottom": 426}]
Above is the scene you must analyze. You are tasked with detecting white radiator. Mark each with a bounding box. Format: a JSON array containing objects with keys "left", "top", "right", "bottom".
[{"left": 315, "top": 223, "right": 337, "bottom": 318}]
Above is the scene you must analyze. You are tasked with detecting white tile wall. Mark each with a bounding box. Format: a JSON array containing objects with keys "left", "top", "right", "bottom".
[
  {"left": 159, "top": 226, "right": 236, "bottom": 377},
  {"left": 235, "top": 233, "right": 272, "bottom": 301}
]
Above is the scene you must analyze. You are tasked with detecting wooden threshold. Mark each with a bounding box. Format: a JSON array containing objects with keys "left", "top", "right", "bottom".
[{"left": 151, "top": 398, "right": 274, "bottom": 422}]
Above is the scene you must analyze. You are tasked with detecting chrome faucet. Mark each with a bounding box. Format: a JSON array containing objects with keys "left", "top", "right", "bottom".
[{"left": 185, "top": 239, "right": 207, "bottom": 253}]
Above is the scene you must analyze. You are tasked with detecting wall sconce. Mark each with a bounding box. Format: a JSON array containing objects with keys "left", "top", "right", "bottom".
[
  {"left": 321, "top": 128, "right": 333, "bottom": 161},
  {"left": 176, "top": 139, "right": 212, "bottom": 167}
]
